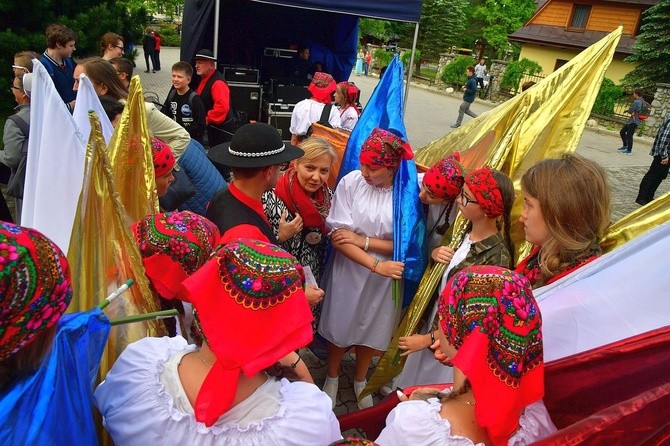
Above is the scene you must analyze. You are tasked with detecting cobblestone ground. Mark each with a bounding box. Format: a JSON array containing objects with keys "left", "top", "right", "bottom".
[{"left": 138, "top": 48, "right": 670, "bottom": 424}]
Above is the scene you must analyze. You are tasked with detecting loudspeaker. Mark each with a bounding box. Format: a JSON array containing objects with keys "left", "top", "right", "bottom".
[
  {"left": 261, "top": 105, "right": 292, "bottom": 141},
  {"left": 275, "top": 84, "right": 309, "bottom": 104},
  {"left": 228, "top": 83, "right": 262, "bottom": 122},
  {"left": 221, "top": 65, "right": 260, "bottom": 84}
]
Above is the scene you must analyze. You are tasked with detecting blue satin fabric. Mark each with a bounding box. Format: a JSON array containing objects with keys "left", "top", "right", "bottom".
[
  {"left": 0, "top": 310, "right": 110, "bottom": 446},
  {"left": 337, "top": 55, "right": 427, "bottom": 308}
]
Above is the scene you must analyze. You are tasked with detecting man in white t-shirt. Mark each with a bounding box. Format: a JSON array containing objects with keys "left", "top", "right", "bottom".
[
  {"left": 289, "top": 72, "right": 341, "bottom": 146},
  {"left": 474, "top": 58, "right": 487, "bottom": 91}
]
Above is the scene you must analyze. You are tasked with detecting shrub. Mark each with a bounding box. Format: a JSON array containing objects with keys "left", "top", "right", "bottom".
[
  {"left": 155, "top": 23, "right": 180, "bottom": 47},
  {"left": 440, "top": 55, "right": 475, "bottom": 87},
  {"left": 400, "top": 49, "right": 421, "bottom": 69},
  {"left": 500, "top": 58, "right": 542, "bottom": 92},
  {"left": 592, "top": 78, "right": 625, "bottom": 117},
  {"left": 372, "top": 48, "right": 394, "bottom": 70}
]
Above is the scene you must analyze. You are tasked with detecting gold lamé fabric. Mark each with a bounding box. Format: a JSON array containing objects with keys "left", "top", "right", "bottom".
[
  {"left": 107, "top": 75, "right": 159, "bottom": 220},
  {"left": 67, "top": 112, "right": 164, "bottom": 377}
]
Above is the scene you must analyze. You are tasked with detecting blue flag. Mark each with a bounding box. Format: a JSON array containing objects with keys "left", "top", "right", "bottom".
[
  {"left": 0, "top": 310, "right": 110, "bottom": 445},
  {"left": 338, "top": 55, "right": 426, "bottom": 307}
]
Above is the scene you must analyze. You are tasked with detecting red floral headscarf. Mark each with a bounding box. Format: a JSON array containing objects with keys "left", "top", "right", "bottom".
[
  {"left": 464, "top": 167, "right": 504, "bottom": 218},
  {"left": 180, "top": 239, "right": 313, "bottom": 427},
  {"left": 423, "top": 152, "right": 465, "bottom": 201},
  {"left": 0, "top": 222, "right": 72, "bottom": 361},
  {"left": 151, "top": 137, "right": 175, "bottom": 177},
  {"left": 308, "top": 72, "right": 337, "bottom": 104},
  {"left": 359, "top": 127, "right": 413, "bottom": 168},
  {"left": 438, "top": 265, "right": 544, "bottom": 446},
  {"left": 337, "top": 81, "right": 359, "bottom": 107},
  {"left": 132, "top": 211, "right": 220, "bottom": 299}
]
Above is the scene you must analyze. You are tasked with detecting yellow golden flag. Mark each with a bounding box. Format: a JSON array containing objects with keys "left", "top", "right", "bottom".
[
  {"left": 107, "top": 75, "right": 159, "bottom": 219},
  {"left": 67, "top": 112, "right": 163, "bottom": 375},
  {"left": 363, "top": 27, "right": 623, "bottom": 398}
]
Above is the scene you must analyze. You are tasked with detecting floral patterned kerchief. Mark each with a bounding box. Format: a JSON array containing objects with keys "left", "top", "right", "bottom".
[
  {"left": 180, "top": 238, "right": 313, "bottom": 427},
  {"left": 308, "top": 72, "right": 337, "bottom": 104},
  {"left": 438, "top": 265, "right": 544, "bottom": 446},
  {"left": 423, "top": 152, "right": 465, "bottom": 200},
  {"left": 0, "top": 222, "right": 72, "bottom": 361},
  {"left": 132, "top": 211, "right": 220, "bottom": 299},
  {"left": 465, "top": 167, "right": 504, "bottom": 218},
  {"left": 359, "top": 127, "right": 413, "bottom": 169}
]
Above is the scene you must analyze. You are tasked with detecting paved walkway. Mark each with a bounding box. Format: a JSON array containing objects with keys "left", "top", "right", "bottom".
[{"left": 137, "top": 48, "right": 668, "bottom": 420}]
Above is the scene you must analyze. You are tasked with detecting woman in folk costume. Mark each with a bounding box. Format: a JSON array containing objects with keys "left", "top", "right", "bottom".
[
  {"left": 0, "top": 222, "right": 104, "bottom": 444},
  {"left": 132, "top": 210, "right": 219, "bottom": 339},
  {"left": 290, "top": 72, "right": 341, "bottom": 145},
  {"left": 335, "top": 81, "right": 360, "bottom": 132},
  {"left": 417, "top": 153, "right": 466, "bottom": 250},
  {"left": 319, "top": 128, "right": 413, "bottom": 409},
  {"left": 516, "top": 154, "right": 611, "bottom": 287},
  {"left": 376, "top": 266, "right": 557, "bottom": 446},
  {"left": 263, "top": 137, "right": 338, "bottom": 331},
  {"left": 95, "top": 239, "right": 341, "bottom": 445},
  {"left": 397, "top": 165, "right": 516, "bottom": 389}
]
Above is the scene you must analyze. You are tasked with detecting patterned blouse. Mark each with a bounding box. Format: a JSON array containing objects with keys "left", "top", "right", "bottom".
[{"left": 262, "top": 189, "right": 333, "bottom": 284}]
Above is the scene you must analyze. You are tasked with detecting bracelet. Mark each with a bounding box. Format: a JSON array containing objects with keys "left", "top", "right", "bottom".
[
  {"left": 429, "top": 330, "right": 436, "bottom": 349},
  {"left": 290, "top": 354, "right": 302, "bottom": 368},
  {"left": 364, "top": 236, "right": 370, "bottom": 252},
  {"left": 371, "top": 258, "right": 380, "bottom": 273}
]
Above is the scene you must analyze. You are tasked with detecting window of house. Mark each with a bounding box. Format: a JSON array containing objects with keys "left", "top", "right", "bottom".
[
  {"left": 569, "top": 4, "right": 592, "bottom": 29},
  {"left": 554, "top": 59, "right": 569, "bottom": 71}
]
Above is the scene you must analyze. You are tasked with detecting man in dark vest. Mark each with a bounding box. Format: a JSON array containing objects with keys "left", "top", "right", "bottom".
[
  {"left": 206, "top": 122, "right": 325, "bottom": 307},
  {"left": 194, "top": 49, "right": 231, "bottom": 148},
  {"left": 206, "top": 122, "right": 302, "bottom": 243}
]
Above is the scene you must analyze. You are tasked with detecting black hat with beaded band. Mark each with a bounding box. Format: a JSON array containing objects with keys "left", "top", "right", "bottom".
[
  {"left": 194, "top": 49, "right": 217, "bottom": 61},
  {"left": 208, "top": 122, "right": 304, "bottom": 169}
]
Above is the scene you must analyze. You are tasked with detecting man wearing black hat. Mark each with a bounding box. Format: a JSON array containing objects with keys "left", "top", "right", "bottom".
[
  {"left": 206, "top": 122, "right": 303, "bottom": 244},
  {"left": 194, "top": 49, "right": 232, "bottom": 149}
]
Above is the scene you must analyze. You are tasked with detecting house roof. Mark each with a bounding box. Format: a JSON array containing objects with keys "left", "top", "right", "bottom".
[{"left": 509, "top": 24, "right": 637, "bottom": 55}]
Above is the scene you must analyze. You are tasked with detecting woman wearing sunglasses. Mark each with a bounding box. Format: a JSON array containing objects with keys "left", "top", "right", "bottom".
[{"left": 397, "top": 167, "right": 515, "bottom": 390}]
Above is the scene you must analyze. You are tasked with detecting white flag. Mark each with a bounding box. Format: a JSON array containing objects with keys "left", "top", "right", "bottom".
[
  {"left": 72, "top": 73, "right": 114, "bottom": 144},
  {"left": 537, "top": 220, "right": 670, "bottom": 361},
  {"left": 21, "top": 60, "right": 86, "bottom": 254}
]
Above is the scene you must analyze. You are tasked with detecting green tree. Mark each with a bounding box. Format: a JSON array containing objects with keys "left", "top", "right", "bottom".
[
  {"left": 622, "top": 0, "right": 670, "bottom": 91},
  {"left": 0, "top": 0, "right": 147, "bottom": 114},
  {"left": 471, "top": 0, "right": 536, "bottom": 58},
  {"left": 359, "top": 19, "right": 393, "bottom": 42},
  {"left": 418, "top": 0, "right": 467, "bottom": 59}
]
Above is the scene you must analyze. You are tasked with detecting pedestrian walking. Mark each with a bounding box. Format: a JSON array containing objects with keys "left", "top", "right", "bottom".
[
  {"left": 451, "top": 66, "right": 478, "bottom": 128},
  {"left": 617, "top": 88, "right": 644, "bottom": 155}
]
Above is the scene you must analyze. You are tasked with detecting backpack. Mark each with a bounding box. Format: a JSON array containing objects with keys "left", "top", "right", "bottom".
[
  {"left": 162, "top": 88, "right": 197, "bottom": 117},
  {"left": 639, "top": 100, "right": 652, "bottom": 120},
  {"left": 6, "top": 114, "right": 29, "bottom": 199},
  {"left": 305, "top": 103, "right": 333, "bottom": 138}
]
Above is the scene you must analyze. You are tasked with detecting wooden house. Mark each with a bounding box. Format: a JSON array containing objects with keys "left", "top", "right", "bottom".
[{"left": 508, "top": 0, "right": 658, "bottom": 83}]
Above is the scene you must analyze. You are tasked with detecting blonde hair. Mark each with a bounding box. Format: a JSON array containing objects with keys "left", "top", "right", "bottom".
[
  {"left": 296, "top": 137, "right": 338, "bottom": 165},
  {"left": 521, "top": 154, "right": 611, "bottom": 278}
]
